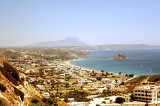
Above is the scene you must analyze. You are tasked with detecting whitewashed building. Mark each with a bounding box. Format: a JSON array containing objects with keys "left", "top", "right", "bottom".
[{"left": 133, "top": 85, "right": 160, "bottom": 103}]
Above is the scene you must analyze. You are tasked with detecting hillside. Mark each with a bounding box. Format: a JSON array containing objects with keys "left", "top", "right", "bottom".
[
  {"left": 0, "top": 62, "right": 46, "bottom": 106},
  {"left": 0, "top": 49, "right": 21, "bottom": 58},
  {"left": 124, "top": 75, "right": 160, "bottom": 91},
  {"left": 127, "top": 74, "right": 160, "bottom": 83}
]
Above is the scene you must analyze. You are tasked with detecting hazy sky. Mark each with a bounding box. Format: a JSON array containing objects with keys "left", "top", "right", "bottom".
[{"left": 0, "top": 0, "right": 160, "bottom": 46}]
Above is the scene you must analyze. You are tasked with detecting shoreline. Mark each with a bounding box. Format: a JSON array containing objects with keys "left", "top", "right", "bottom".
[
  {"left": 64, "top": 59, "right": 94, "bottom": 73},
  {"left": 64, "top": 58, "right": 140, "bottom": 78},
  {"left": 64, "top": 58, "right": 117, "bottom": 75}
]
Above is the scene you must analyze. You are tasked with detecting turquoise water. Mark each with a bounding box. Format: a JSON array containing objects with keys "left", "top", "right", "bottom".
[{"left": 71, "top": 49, "right": 160, "bottom": 75}]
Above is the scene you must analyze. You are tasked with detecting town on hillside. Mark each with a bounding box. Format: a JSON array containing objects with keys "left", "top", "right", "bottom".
[{"left": 0, "top": 48, "right": 160, "bottom": 106}]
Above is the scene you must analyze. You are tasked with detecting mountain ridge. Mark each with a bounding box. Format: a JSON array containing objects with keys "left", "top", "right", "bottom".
[{"left": 30, "top": 37, "right": 87, "bottom": 48}]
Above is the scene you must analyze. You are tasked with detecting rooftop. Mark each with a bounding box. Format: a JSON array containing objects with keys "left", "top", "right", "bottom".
[{"left": 134, "top": 85, "right": 160, "bottom": 90}]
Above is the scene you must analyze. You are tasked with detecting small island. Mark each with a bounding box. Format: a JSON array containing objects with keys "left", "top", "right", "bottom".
[
  {"left": 114, "top": 53, "right": 128, "bottom": 60},
  {"left": 106, "top": 53, "right": 128, "bottom": 61}
]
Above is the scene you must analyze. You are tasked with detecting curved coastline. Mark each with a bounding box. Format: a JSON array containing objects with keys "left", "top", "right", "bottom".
[
  {"left": 65, "top": 58, "right": 116, "bottom": 75},
  {"left": 64, "top": 58, "right": 95, "bottom": 72},
  {"left": 66, "top": 57, "right": 139, "bottom": 77},
  {"left": 68, "top": 50, "right": 160, "bottom": 75}
]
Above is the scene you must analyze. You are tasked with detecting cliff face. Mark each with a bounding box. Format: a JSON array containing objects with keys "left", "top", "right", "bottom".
[{"left": 0, "top": 62, "right": 42, "bottom": 106}]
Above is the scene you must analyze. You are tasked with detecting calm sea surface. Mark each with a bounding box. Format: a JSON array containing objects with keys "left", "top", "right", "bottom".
[{"left": 71, "top": 49, "right": 160, "bottom": 75}]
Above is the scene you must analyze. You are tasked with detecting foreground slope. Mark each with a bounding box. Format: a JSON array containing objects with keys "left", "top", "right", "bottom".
[{"left": 0, "top": 62, "right": 42, "bottom": 106}]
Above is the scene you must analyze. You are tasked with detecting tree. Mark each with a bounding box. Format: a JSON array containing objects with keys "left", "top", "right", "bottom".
[
  {"left": 118, "top": 72, "right": 122, "bottom": 75},
  {"left": 101, "top": 70, "right": 104, "bottom": 73},
  {"left": 101, "top": 70, "right": 104, "bottom": 76},
  {"left": 96, "top": 77, "right": 102, "bottom": 81},
  {"left": 128, "top": 74, "right": 134, "bottom": 78},
  {"left": 0, "top": 84, "right": 6, "bottom": 92},
  {"left": 125, "top": 74, "right": 128, "bottom": 77},
  {"left": 130, "top": 94, "right": 134, "bottom": 102},
  {"left": 102, "top": 89, "right": 110, "bottom": 96},
  {"left": 115, "top": 97, "right": 125, "bottom": 104},
  {"left": 105, "top": 72, "right": 109, "bottom": 76},
  {"left": 115, "top": 79, "right": 118, "bottom": 83},
  {"left": 120, "top": 82, "right": 125, "bottom": 85},
  {"left": 64, "top": 96, "right": 69, "bottom": 103}
]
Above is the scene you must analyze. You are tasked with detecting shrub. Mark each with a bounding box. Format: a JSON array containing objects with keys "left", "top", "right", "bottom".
[
  {"left": 31, "top": 99, "right": 39, "bottom": 104},
  {"left": 30, "top": 102, "right": 45, "bottom": 106},
  {"left": 102, "top": 101, "right": 106, "bottom": 104},
  {"left": 0, "top": 84, "right": 6, "bottom": 92},
  {"left": 64, "top": 96, "right": 69, "bottom": 103},
  {"left": 42, "top": 98, "right": 54, "bottom": 105},
  {"left": 115, "top": 97, "right": 125, "bottom": 104},
  {"left": 96, "top": 77, "right": 102, "bottom": 81}
]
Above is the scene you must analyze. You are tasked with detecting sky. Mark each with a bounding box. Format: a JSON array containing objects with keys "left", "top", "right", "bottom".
[{"left": 0, "top": 0, "right": 160, "bottom": 46}]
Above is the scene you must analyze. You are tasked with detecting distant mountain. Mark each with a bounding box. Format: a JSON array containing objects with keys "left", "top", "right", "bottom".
[
  {"left": 95, "top": 44, "right": 160, "bottom": 50},
  {"left": 31, "top": 37, "right": 87, "bottom": 48},
  {"left": 28, "top": 39, "right": 160, "bottom": 50},
  {"left": 69, "top": 44, "right": 160, "bottom": 51}
]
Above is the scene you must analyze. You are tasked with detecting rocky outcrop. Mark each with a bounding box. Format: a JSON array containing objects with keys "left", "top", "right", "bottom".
[{"left": 0, "top": 62, "right": 22, "bottom": 86}]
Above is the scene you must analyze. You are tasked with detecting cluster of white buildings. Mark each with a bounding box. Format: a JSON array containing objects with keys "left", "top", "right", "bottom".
[{"left": 133, "top": 85, "right": 160, "bottom": 103}]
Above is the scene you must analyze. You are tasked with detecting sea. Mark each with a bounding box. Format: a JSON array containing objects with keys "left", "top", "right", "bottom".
[{"left": 71, "top": 49, "right": 160, "bottom": 75}]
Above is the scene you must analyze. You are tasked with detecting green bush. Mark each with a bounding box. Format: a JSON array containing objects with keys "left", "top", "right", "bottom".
[
  {"left": 30, "top": 103, "right": 46, "bottom": 106},
  {"left": 0, "top": 83, "right": 6, "bottom": 92},
  {"left": 115, "top": 97, "right": 125, "bottom": 104}
]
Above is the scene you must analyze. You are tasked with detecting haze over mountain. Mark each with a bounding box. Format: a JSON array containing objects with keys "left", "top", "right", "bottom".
[
  {"left": 31, "top": 37, "right": 87, "bottom": 48},
  {"left": 70, "top": 44, "right": 160, "bottom": 51},
  {"left": 29, "top": 37, "right": 160, "bottom": 50}
]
